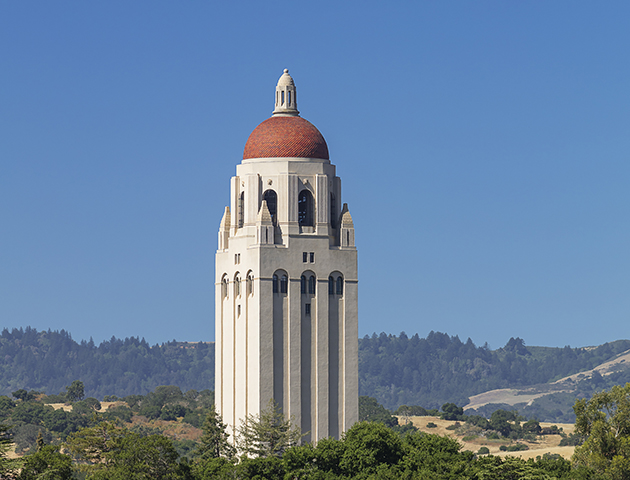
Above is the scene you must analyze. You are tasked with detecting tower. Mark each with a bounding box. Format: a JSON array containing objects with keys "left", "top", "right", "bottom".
[{"left": 215, "top": 69, "right": 358, "bottom": 443}]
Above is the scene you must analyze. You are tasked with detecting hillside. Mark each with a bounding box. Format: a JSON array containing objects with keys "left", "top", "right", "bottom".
[
  {"left": 464, "top": 348, "right": 630, "bottom": 422},
  {"left": 358, "top": 332, "right": 630, "bottom": 413},
  {"left": 0, "top": 327, "right": 214, "bottom": 399},
  {"left": 2, "top": 327, "right": 630, "bottom": 422}
]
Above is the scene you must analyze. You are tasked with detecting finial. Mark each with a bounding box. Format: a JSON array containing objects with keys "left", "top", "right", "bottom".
[{"left": 273, "top": 69, "right": 299, "bottom": 116}]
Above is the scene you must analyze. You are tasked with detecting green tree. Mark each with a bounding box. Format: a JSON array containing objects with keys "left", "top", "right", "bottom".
[
  {"left": 573, "top": 382, "right": 630, "bottom": 479},
  {"left": 440, "top": 403, "right": 464, "bottom": 421},
  {"left": 65, "top": 421, "right": 129, "bottom": 472},
  {"left": 358, "top": 396, "right": 398, "bottom": 427},
  {"left": 339, "top": 421, "right": 403, "bottom": 476},
  {"left": 17, "top": 445, "right": 73, "bottom": 480},
  {"left": 195, "top": 405, "right": 235, "bottom": 460},
  {"left": 65, "top": 381, "right": 85, "bottom": 402},
  {"left": 236, "top": 399, "right": 302, "bottom": 458},
  {"left": 12, "top": 389, "right": 36, "bottom": 402},
  {"left": 89, "top": 434, "right": 186, "bottom": 480}
]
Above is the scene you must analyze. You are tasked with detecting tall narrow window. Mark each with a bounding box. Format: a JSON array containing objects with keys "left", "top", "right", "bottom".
[
  {"left": 263, "top": 189, "right": 277, "bottom": 225},
  {"left": 281, "top": 91, "right": 285, "bottom": 105},
  {"left": 308, "top": 276, "right": 316, "bottom": 295},
  {"left": 273, "top": 274, "right": 279, "bottom": 293},
  {"left": 328, "top": 276, "right": 334, "bottom": 295},
  {"left": 247, "top": 273, "right": 254, "bottom": 296},
  {"left": 300, "top": 275, "right": 306, "bottom": 294},
  {"left": 288, "top": 91, "right": 292, "bottom": 105},
  {"left": 235, "top": 275, "right": 241, "bottom": 297},
  {"left": 305, "top": 303, "right": 311, "bottom": 315},
  {"left": 280, "top": 275, "right": 288, "bottom": 294},
  {"left": 336, "top": 277, "right": 343, "bottom": 295},
  {"left": 238, "top": 192, "right": 244, "bottom": 228},
  {"left": 330, "top": 193, "right": 336, "bottom": 228},
  {"left": 222, "top": 277, "right": 229, "bottom": 298},
  {"left": 298, "top": 190, "right": 313, "bottom": 227}
]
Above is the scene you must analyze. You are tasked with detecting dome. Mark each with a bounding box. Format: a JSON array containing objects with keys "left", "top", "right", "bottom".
[{"left": 243, "top": 116, "right": 329, "bottom": 160}]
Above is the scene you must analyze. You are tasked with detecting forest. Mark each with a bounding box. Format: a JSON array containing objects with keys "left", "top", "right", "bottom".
[{"left": 2, "top": 327, "right": 630, "bottom": 422}]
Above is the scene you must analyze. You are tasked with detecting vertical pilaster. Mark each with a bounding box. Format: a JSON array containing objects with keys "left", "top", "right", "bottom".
[
  {"left": 316, "top": 278, "right": 330, "bottom": 439},
  {"left": 288, "top": 278, "right": 302, "bottom": 426}
]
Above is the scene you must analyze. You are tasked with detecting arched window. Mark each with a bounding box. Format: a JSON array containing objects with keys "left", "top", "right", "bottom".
[
  {"left": 238, "top": 192, "right": 244, "bottom": 228},
  {"left": 234, "top": 275, "right": 241, "bottom": 297},
  {"left": 330, "top": 193, "right": 336, "bottom": 228},
  {"left": 247, "top": 272, "right": 254, "bottom": 296},
  {"left": 272, "top": 274, "right": 279, "bottom": 293},
  {"left": 222, "top": 276, "right": 229, "bottom": 298},
  {"left": 280, "top": 275, "right": 288, "bottom": 294},
  {"left": 336, "top": 277, "right": 343, "bottom": 296},
  {"left": 298, "top": 190, "right": 313, "bottom": 227},
  {"left": 300, "top": 275, "right": 306, "bottom": 294},
  {"left": 328, "top": 276, "right": 334, "bottom": 295},
  {"left": 308, "top": 276, "right": 316, "bottom": 295},
  {"left": 263, "top": 189, "right": 277, "bottom": 224}
]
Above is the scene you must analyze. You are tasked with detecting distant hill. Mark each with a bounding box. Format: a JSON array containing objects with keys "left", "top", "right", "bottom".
[
  {"left": 464, "top": 348, "right": 630, "bottom": 422},
  {"left": 0, "top": 327, "right": 214, "bottom": 399},
  {"left": 2, "top": 327, "right": 629, "bottom": 422},
  {"left": 358, "top": 332, "right": 630, "bottom": 420}
]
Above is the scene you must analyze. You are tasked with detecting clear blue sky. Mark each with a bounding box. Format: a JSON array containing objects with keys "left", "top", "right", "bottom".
[{"left": 2, "top": 2, "right": 629, "bottom": 349}]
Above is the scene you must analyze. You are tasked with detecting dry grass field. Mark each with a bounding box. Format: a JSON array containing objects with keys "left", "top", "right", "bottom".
[{"left": 400, "top": 416, "right": 576, "bottom": 460}]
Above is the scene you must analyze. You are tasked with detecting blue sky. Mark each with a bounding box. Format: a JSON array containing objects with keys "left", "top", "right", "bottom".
[{"left": 2, "top": 2, "right": 629, "bottom": 349}]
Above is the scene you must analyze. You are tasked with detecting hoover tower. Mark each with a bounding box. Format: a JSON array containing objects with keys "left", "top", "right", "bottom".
[{"left": 215, "top": 69, "right": 358, "bottom": 442}]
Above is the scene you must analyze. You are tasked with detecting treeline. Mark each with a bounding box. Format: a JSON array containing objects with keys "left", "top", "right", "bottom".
[
  {"left": 0, "top": 327, "right": 214, "bottom": 399},
  {"left": 359, "top": 331, "right": 630, "bottom": 410},
  {"left": 3, "top": 327, "right": 630, "bottom": 417}
]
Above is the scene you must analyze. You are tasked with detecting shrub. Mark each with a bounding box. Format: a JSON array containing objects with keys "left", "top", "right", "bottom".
[
  {"left": 426, "top": 422, "right": 437, "bottom": 428},
  {"left": 559, "top": 433, "right": 585, "bottom": 446},
  {"left": 506, "top": 443, "right": 529, "bottom": 452},
  {"left": 487, "top": 432, "right": 500, "bottom": 439},
  {"left": 499, "top": 445, "right": 507, "bottom": 451},
  {"left": 104, "top": 406, "right": 133, "bottom": 423},
  {"left": 445, "top": 422, "right": 461, "bottom": 430},
  {"left": 395, "top": 405, "right": 428, "bottom": 416},
  {"left": 462, "top": 435, "right": 478, "bottom": 441},
  {"left": 478, "top": 446, "right": 490, "bottom": 455}
]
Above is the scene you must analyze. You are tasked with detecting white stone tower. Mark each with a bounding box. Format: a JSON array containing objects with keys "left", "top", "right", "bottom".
[{"left": 215, "top": 69, "right": 358, "bottom": 443}]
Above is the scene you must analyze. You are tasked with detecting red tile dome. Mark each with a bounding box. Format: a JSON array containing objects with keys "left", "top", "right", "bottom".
[{"left": 243, "top": 116, "right": 329, "bottom": 160}]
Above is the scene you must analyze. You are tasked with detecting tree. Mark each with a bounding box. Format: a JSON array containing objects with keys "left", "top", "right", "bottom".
[
  {"left": 65, "top": 421, "right": 129, "bottom": 472},
  {"left": 573, "top": 382, "right": 630, "bottom": 479},
  {"left": 89, "top": 434, "right": 186, "bottom": 480},
  {"left": 17, "top": 445, "right": 73, "bottom": 480},
  {"left": 67, "top": 421, "right": 188, "bottom": 479},
  {"left": 339, "top": 421, "right": 403, "bottom": 476},
  {"left": 358, "top": 396, "right": 398, "bottom": 427},
  {"left": 196, "top": 405, "right": 235, "bottom": 460},
  {"left": 441, "top": 403, "right": 464, "bottom": 421},
  {"left": 12, "top": 389, "right": 36, "bottom": 402},
  {"left": 236, "top": 399, "right": 302, "bottom": 458},
  {"left": 65, "top": 381, "right": 85, "bottom": 402}
]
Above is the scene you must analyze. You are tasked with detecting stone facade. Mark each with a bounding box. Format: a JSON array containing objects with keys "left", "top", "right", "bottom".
[{"left": 215, "top": 69, "right": 358, "bottom": 443}]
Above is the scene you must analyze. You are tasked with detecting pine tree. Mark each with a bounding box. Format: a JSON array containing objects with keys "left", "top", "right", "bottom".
[
  {"left": 36, "top": 429, "right": 44, "bottom": 451},
  {"left": 196, "top": 405, "right": 235, "bottom": 460},
  {"left": 236, "top": 399, "right": 303, "bottom": 458}
]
